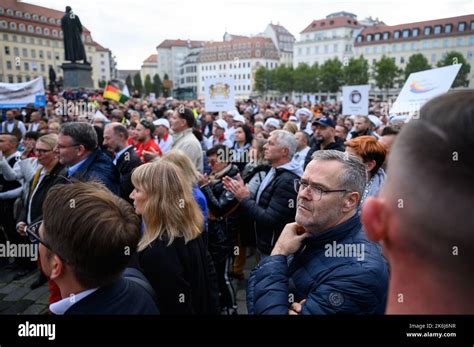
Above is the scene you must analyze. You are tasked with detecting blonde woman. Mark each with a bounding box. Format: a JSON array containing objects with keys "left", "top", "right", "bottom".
[
  {"left": 161, "top": 150, "right": 208, "bottom": 240},
  {"left": 129, "top": 160, "right": 218, "bottom": 314}
]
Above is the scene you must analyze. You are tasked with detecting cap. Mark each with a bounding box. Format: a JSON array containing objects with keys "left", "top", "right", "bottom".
[
  {"left": 295, "top": 108, "right": 313, "bottom": 121},
  {"left": 233, "top": 114, "right": 246, "bottom": 124},
  {"left": 288, "top": 115, "right": 298, "bottom": 122},
  {"left": 312, "top": 116, "right": 335, "bottom": 128},
  {"left": 153, "top": 118, "right": 170, "bottom": 129},
  {"left": 214, "top": 119, "right": 228, "bottom": 130},
  {"left": 368, "top": 115, "right": 382, "bottom": 129},
  {"left": 264, "top": 117, "right": 280, "bottom": 130}
]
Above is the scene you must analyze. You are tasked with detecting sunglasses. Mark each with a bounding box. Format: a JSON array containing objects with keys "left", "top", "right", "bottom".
[{"left": 26, "top": 220, "right": 72, "bottom": 264}]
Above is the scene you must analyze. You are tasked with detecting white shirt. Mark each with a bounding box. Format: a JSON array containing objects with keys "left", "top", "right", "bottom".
[
  {"left": 225, "top": 127, "right": 236, "bottom": 144},
  {"left": 50, "top": 288, "right": 98, "bottom": 315},
  {"left": 156, "top": 133, "right": 173, "bottom": 154},
  {"left": 113, "top": 145, "right": 133, "bottom": 166},
  {"left": 292, "top": 146, "right": 310, "bottom": 171},
  {"left": 298, "top": 122, "right": 313, "bottom": 136}
]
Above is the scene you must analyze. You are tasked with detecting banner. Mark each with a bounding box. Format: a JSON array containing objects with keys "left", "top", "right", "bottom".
[
  {"left": 342, "top": 84, "right": 369, "bottom": 115},
  {"left": 0, "top": 77, "right": 45, "bottom": 109},
  {"left": 204, "top": 77, "right": 235, "bottom": 112},
  {"left": 390, "top": 64, "right": 462, "bottom": 115}
]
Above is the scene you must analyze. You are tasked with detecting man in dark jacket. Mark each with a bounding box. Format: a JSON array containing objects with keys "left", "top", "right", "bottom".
[
  {"left": 56, "top": 123, "right": 119, "bottom": 195},
  {"left": 103, "top": 123, "right": 141, "bottom": 204},
  {"left": 304, "top": 116, "right": 345, "bottom": 169},
  {"left": 223, "top": 130, "right": 302, "bottom": 258},
  {"left": 38, "top": 181, "right": 158, "bottom": 314},
  {"left": 247, "top": 150, "right": 388, "bottom": 314}
]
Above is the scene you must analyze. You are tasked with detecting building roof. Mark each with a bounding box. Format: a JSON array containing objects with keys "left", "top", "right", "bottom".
[
  {"left": 0, "top": 0, "right": 91, "bottom": 34},
  {"left": 143, "top": 54, "right": 158, "bottom": 63},
  {"left": 301, "top": 15, "right": 361, "bottom": 33},
  {"left": 93, "top": 41, "right": 109, "bottom": 52},
  {"left": 157, "top": 39, "right": 205, "bottom": 49},
  {"left": 198, "top": 36, "right": 279, "bottom": 63},
  {"left": 355, "top": 14, "right": 474, "bottom": 46}
]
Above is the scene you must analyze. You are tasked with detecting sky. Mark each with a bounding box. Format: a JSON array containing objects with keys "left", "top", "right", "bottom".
[{"left": 25, "top": 0, "right": 474, "bottom": 69}]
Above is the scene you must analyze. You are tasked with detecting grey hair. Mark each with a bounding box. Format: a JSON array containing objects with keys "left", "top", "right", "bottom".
[
  {"left": 311, "top": 150, "right": 367, "bottom": 204},
  {"left": 272, "top": 130, "right": 297, "bottom": 159},
  {"left": 60, "top": 122, "right": 98, "bottom": 151}
]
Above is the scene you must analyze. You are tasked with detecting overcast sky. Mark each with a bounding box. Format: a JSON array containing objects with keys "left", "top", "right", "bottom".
[{"left": 26, "top": 0, "right": 474, "bottom": 69}]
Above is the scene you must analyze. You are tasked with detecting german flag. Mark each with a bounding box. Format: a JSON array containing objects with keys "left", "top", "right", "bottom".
[{"left": 103, "top": 82, "right": 130, "bottom": 103}]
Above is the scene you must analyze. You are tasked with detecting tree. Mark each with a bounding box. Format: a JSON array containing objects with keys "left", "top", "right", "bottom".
[
  {"left": 293, "top": 63, "right": 313, "bottom": 93},
  {"left": 133, "top": 73, "right": 143, "bottom": 94},
  {"left": 144, "top": 74, "right": 153, "bottom": 95},
  {"left": 319, "top": 58, "right": 344, "bottom": 93},
  {"left": 98, "top": 80, "right": 107, "bottom": 88},
  {"left": 163, "top": 73, "right": 171, "bottom": 97},
  {"left": 343, "top": 55, "right": 369, "bottom": 85},
  {"left": 437, "top": 51, "right": 471, "bottom": 87},
  {"left": 125, "top": 75, "right": 133, "bottom": 92},
  {"left": 152, "top": 74, "right": 162, "bottom": 97},
  {"left": 404, "top": 54, "right": 431, "bottom": 80},
  {"left": 309, "top": 63, "right": 320, "bottom": 93},
  {"left": 274, "top": 65, "right": 294, "bottom": 95},
  {"left": 373, "top": 55, "right": 400, "bottom": 97},
  {"left": 254, "top": 66, "right": 268, "bottom": 94}
]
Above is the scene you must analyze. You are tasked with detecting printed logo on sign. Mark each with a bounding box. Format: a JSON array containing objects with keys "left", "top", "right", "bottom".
[
  {"left": 350, "top": 90, "right": 362, "bottom": 104},
  {"left": 328, "top": 292, "right": 344, "bottom": 307},
  {"left": 18, "top": 321, "right": 56, "bottom": 340}
]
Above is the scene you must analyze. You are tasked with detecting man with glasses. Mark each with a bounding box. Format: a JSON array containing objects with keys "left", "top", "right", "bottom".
[
  {"left": 247, "top": 150, "right": 388, "bottom": 315},
  {"left": 56, "top": 123, "right": 119, "bottom": 195},
  {"left": 26, "top": 182, "right": 159, "bottom": 314}
]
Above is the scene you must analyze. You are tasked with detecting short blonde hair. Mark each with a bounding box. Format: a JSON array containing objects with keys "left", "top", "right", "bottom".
[
  {"left": 131, "top": 160, "right": 203, "bottom": 250},
  {"left": 161, "top": 150, "right": 199, "bottom": 186},
  {"left": 37, "top": 133, "right": 58, "bottom": 150},
  {"left": 283, "top": 121, "right": 298, "bottom": 134}
]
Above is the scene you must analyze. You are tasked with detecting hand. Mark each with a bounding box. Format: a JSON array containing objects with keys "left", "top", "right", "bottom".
[
  {"left": 17, "top": 222, "right": 27, "bottom": 236},
  {"left": 222, "top": 174, "right": 250, "bottom": 201},
  {"left": 198, "top": 173, "right": 209, "bottom": 187},
  {"left": 142, "top": 147, "right": 159, "bottom": 162},
  {"left": 271, "top": 222, "right": 310, "bottom": 256},
  {"left": 289, "top": 299, "right": 306, "bottom": 315}
]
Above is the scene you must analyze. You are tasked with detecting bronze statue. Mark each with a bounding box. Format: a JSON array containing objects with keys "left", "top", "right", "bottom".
[{"left": 61, "top": 6, "right": 88, "bottom": 64}]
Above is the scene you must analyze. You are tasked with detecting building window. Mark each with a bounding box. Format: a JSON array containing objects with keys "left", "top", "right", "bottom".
[
  {"left": 47, "top": 51, "right": 52, "bottom": 59},
  {"left": 8, "top": 75, "right": 14, "bottom": 83},
  {"left": 28, "top": 25, "right": 34, "bottom": 33},
  {"left": 431, "top": 53, "right": 436, "bottom": 64},
  {"left": 22, "top": 48, "right": 28, "bottom": 57},
  {"left": 364, "top": 47, "right": 369, "bottom": 55},
  {"left": 25, "top": 75, "right": 30, "bottom": 82},
  {"left": 36, "top": 27, "right": 42, "bottom": 34},
  {"left": 333, "top": 44, "right": 338, "bottom": 52},
  {"left": 445, "top": 24, "right": 452, "bottom": 33},
  {"left": 411, "top": 42, "right": 417, "bottom": 50},
  {"left": 458, "top": 22, "right": 466, "bottom": 32},
  {"left": 9, "top": 22, "right": 17, "bottom": 30},
  {"left": 432, "top": 40, "right": 439, "bottom": 48},
  {"left": 423, "top": 41, "right": 429, "bottom": 49},
  {"left": 324, "top": 45, "right": 329, "bottom": 53},
  {"left": 52, "top": 30, "right": 58, "bottom": 37},
  {"left": 31, "top": 49, "right": 36, "bottom": 58},
  {"left": 412, "top": 28, "right": 419, "bottom": 37},
  {"left": 17, "top": 76, "right": 22, "bottom": 83},
  {"left": 403, "top": 29, "right": 410, "bottom": 38},
  {"left": 456, "top": 37, "right": 463, "bottom": 46},
  {"left": 13, "top": 47, "right": 19, "bottom": 56},
  {"left": 444, "top": 39, "right": 449, "bottom": 48},
  {"left": 374, "top": 33, "right": 381, "bottom": 41},
  {"left": 357, "top": 36, "right": 363, "bottom": 42},
  {"left": 400, "top": 57, "right": 405, "bottom": 64},
  {"left": 6, "top": 61, "right": 12, "bottom": 69},
  {"left": 30, "top": 37, "right": 34, "bottom": 44},
  {"left": 12, "top": 35, "right": 17, "bottom": 42},
  {"left": 434, "top": 25, "right": 442, "bottom": 34},
  {"left": 394, "top": 31, "right": 400, "bottom": 39},
  {"left": 21, "top": 36, "right": 26, "bottom": 43},
  {"left": 366, "top": 34, "right": 372, "bottom": 42},
  {"left": 24, "top": 62, "right": 29, "bottom": 71},
  {"left": 424, "top": 26, "right": 431, "bottom": 35},
  {"left": 373, "top": 46, "right": 378, "bottom": 53},
  {"left": 4, "top": 46, "right": 11, "bottom": 55},
  {"left": 469, "top": 36, "right": 474, "bottom": 45},
  {"left": 471, "top": 21, "right": 474, "bottom": 30},
  {"left": 49, "top": 18, "right": 55, "bottom": 24},
  {"left": 41, "top": 64, "right": 45, "bottom": 72},
  {"left": 381, "top": 32, "right": 389, "bottom": 40},
  {"left": 297, "top": 47, "right": 302, "bottom": 55},
  {"left": 19, "top": 23, "right": 25, "bottom": 31},
  {"left": 392, "top": 44, "right": 397, "bottom": 52},
  {"left": 24, "top": 12, "right": 30, "bottom": 19},
  {"left": 381, "top": 45, "right": 386, "bottom": 53},
  {"left": 401, "top": 43, "right": 406, "bottom": 51},
  {"left": 44, "top": 28, "right": 50, "bottom": 35},
  {"left": 7, "top": 9, "right": 14, "bottom": 16},
  {"left": 39, "top": 50, "right": 44, "bottom": 58}
]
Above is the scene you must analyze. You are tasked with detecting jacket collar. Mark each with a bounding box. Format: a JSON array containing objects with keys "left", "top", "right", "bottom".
[{"left": 302, "top": 213, "right": 361, "bottom": 249}]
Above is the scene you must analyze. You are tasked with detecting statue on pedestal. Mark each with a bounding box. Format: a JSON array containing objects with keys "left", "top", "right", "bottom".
[{"left": 61, "top": 6, "right": 88, "bottom": 64}]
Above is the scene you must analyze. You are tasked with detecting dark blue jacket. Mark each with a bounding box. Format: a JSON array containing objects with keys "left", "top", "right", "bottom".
[
  {"left": 64, "top": 278, "right": 159, "bottom": 314},
  {"left": 72, "top": 148, "right": 120, "bottom": 195},
  {"left": 247, "top": 214, "right": 388, "bottom": 314}
]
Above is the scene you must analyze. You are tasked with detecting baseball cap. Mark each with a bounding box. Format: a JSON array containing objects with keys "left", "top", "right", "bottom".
[
  {"left": 296, "top": 108, "right": 313, "bottom": 121},
  {"left": 368, "top": 115, "right": 382, "bottom": 129},
  {"left": 312, "top": 116, "right": 335, "bottom": 128},
  {"left": 214, "top": 119, "right": 228, "bottom": 130},
  {"left": 233, "top": 114, "right": 246, "bottom": 124},
  {"left": 153, "top": 118, "right": 170, "bottom": 129}
]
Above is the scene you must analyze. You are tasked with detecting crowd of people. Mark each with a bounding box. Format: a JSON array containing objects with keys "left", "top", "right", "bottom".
[{"left": 0, "top": 87, "right": 472, "bottom": 315}]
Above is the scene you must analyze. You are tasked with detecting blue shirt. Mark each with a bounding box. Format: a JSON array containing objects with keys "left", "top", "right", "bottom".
[{"left": 67, "top": 157, "right": 88, "bottom": 177}]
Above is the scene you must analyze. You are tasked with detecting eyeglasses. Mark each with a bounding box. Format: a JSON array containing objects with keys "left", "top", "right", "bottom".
[
  {"left": 25, "top": 220, "right": 72, "bottom": 264},
  {"left": 294, "top": 178, "right": 348, "bottom": 201},
  {"left": 34, "top": 148, "right": 53, "bottom": 155}
]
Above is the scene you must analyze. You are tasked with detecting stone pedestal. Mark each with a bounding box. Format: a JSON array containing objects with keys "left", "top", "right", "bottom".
[{"left": 61, "top": 63, "right": 93, "bottom": 89}]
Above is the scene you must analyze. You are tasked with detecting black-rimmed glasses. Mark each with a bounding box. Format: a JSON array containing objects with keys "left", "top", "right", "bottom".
[{"left": 294, "top": 178, "right": 348, "bottom": 201}]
